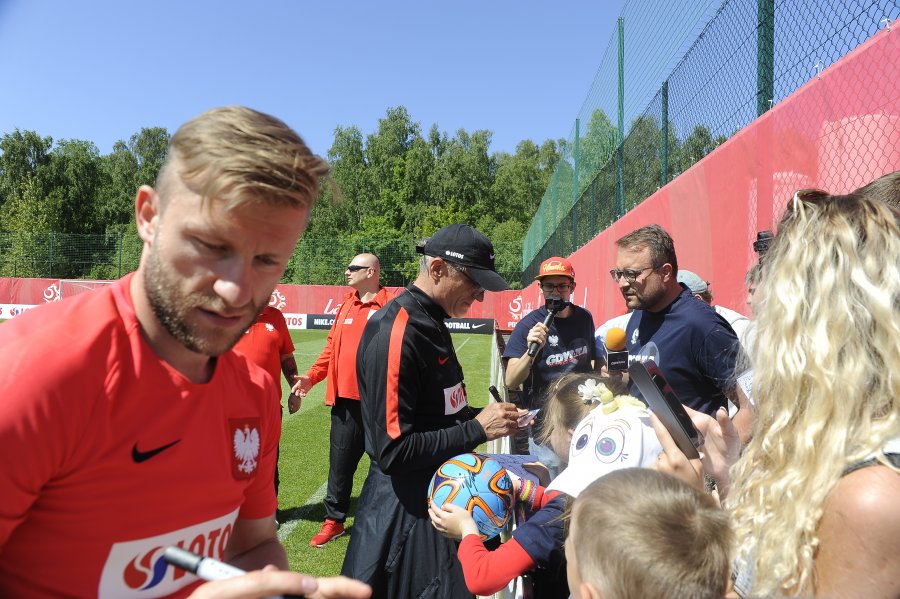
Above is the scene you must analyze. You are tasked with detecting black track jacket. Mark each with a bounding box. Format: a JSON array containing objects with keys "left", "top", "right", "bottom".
[{"left": 342, "top": 284, "right": 487, "bottom": 598}]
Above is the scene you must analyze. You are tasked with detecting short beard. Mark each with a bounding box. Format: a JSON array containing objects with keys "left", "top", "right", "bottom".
[{"left": 143, "top": 248, "right": 266, "bottom": 356}]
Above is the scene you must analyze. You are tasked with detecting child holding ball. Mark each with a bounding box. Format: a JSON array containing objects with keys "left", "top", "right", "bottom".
[{"left": 428, "top": 373, "right": 659, "bottom": 598}]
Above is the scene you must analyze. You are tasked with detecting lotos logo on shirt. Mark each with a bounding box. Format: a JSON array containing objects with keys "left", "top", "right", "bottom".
[
  {"left": 443, "top": 382, "right": 468, "bottom": 415},
  {"left": 98, "top": 509, "right": 238, "bottom": 598}
]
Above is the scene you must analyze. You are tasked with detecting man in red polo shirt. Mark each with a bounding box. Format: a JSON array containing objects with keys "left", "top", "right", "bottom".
[
  {"left": 234, "top": 304, "right": 300, "bottom": 494},
  {"left": 235, "top": 305, "right": 299, "bottom": 394},
  {"left": 294, "top": 253, "right": 396, "bottom": 547}
]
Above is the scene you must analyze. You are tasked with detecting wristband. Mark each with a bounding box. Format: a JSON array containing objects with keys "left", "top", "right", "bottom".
[{"left": 518, "top": 479, "right": 537, "bottom": 506}]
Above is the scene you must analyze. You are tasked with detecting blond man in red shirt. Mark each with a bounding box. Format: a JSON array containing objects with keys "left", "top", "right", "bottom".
[{"left": 294, "top": 253, "right": 396, "bottom": 547}]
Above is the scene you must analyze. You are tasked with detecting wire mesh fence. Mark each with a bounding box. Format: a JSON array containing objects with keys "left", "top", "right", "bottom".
[
  {"left": 522, "top": 0, "right": 898, "bottom": 282},
  {"left": 0, "top": 231, "right": 526, "bottom": 289}
]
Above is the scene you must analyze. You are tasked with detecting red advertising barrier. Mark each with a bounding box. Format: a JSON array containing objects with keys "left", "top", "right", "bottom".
[
  {"left": 262, "top": 284, "right": 538, "bottom": 329},
  {"left": 0, "top": 277, "right": 541, "bottom": 331}
]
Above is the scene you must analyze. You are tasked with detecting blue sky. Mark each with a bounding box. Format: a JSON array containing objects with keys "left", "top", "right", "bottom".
[{"left": 0, "top": 0, "right": 635, "bottom": 158}]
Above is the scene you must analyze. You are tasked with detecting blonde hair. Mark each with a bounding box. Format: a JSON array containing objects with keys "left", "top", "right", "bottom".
[
  {"left": 572, "top": 468, "right": 732, "bottom": 599},
  {"left": 538, "top": 373, "right": 625, "bottom": 449},
  {"left": 853, "top": 170, "right": 899, "bottom": 209},
  {"left": 158, "top": 105, "right": 330, "bottom": 211},
  {"left": 729, "top": 190, "right": 900, "bottom": 595}
]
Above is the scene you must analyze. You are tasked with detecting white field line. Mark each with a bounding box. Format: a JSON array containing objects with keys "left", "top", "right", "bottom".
[
  {"left": 456, "top": 337, "right": 471, "bottom": 352},
  {"left": 277, "top": 480, "right": 328, "bottom": 543}
]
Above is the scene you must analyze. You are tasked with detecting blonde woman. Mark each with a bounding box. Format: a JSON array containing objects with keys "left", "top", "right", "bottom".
[{"left": 654, "top": 189, "right": 900, "bottom": 597}]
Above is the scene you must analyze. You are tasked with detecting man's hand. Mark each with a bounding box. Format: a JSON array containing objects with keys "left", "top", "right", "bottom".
[
  {"left": 474, "top": 402, "right": 522, "bottom": 441},
  {"left": 188, "top": 566, "right": 372, "bottom": 599},
  {"left": 291, "top": 375, "right": 312, "bottom": 398}
]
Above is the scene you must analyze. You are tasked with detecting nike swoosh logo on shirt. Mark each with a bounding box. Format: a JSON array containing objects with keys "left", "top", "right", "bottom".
[
  {"left": 438, "top": 356, "right": 450, "bottom": 365},
  {"left": 132, "top": 439, "right": 181, "bottom": 463}
]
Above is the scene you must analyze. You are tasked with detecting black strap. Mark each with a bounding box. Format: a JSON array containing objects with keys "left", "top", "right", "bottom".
[{"left": 842, "top": 453, "right": 900, "bottom": 477}]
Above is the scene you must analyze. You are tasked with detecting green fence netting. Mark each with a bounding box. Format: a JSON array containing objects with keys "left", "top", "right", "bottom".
[{"left": 522, "top": 0, "right": 897, "bottom": 282}]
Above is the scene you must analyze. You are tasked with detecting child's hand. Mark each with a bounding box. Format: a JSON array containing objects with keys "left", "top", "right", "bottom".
[
  {"left": 504, "top": 469, "right": 522, "bottom": 498},
  {"left": 428, "top": 500, "right": 480, "bottom": 540}
]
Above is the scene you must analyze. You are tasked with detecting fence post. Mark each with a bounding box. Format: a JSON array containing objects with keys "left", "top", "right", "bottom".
[
  {"left": 49, "top": 232, "right": 55, "bottom": 278},
  {"left": 757, "top": 0, "right": 775, "bottom": 116},
  {"left": 573, "top": 118, "right": 580, "bottom": 249},
  {"left": 616, "top": 16, "right": 626, "bottom": 218},
  {"left": 661, "top": 80, "right": 669, "bottom": 187},
  {"left": 118, "top": 231, "right": 124, "bottom": 278},
  {"left": 551, "top": 170, "right": 558, "bottom": 231}
]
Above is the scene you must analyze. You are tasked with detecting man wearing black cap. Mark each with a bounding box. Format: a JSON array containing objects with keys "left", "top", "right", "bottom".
[{"left": 342, "top": 224, "right": 524, "bottom": 599}]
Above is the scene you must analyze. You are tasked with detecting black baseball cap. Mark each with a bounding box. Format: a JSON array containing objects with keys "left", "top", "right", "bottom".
[{"left": 416, "top": 224, "right": 510, "bottom": 292}]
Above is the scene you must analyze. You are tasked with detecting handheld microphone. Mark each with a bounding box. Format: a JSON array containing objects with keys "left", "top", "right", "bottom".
[
  {"left": 527, "top": 298, "right": 568, "bottom": 357},
  {"left": 604, "top": 327, "right": 629, "bottom": 371}
]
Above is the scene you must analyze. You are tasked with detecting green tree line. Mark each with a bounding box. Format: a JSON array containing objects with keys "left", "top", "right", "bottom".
[
  {"left": 0, "top": 104, "right": 724, "bottom": 286},
  {"left": 0, "top": 106, "right": 562, "bottom": 287}
]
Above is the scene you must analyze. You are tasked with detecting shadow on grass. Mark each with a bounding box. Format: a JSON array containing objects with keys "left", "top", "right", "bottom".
[{"left": 277, "top": 494, "right": 364, "bottom": 534}]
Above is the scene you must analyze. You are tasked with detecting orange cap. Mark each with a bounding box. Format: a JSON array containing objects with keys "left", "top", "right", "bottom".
[{"left": 535, "top": 257, "right": 575, "bottom": 281}]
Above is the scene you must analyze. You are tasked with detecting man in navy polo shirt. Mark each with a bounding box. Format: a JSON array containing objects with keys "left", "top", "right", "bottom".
[{"left": 611, "top": 224, "right": 739, "bottom": 417}]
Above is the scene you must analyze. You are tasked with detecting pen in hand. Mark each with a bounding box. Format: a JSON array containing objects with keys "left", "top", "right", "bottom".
[
  {"left": 163, "top": 546, "right": 306, "bottom": 599},
  {"left": 488, "top": 385, "right": 503, "bottom": 403}
]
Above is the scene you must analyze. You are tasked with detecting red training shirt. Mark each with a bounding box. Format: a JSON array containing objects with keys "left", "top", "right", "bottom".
[
  {"left": 233, "top": 305, "right": 294, "bottom": 391},
  {"left": 0, "top": 275, "right": 280, "bottom": 598}
]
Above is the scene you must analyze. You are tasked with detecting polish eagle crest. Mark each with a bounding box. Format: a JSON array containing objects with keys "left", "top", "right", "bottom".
[{"left": 233, "top": 424, "right": 260, "bottom": 474}]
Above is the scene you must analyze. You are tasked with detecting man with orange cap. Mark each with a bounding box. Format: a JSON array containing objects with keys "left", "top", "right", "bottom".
[{"left": 503, "top": 257, "right": 599, "bottom": 473}]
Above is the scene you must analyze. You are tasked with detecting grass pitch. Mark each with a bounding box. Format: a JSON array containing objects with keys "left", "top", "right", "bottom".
[{"left": 276, "top": 329, "right": 494, "bottom": 576}]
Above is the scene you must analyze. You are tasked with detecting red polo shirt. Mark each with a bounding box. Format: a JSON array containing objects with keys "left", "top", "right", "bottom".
[{"left": 306, "top": 287, "right": 395, "bottom": 405}]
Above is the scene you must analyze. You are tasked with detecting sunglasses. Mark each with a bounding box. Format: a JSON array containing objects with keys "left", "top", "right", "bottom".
[
  {"left": 346, "top": 265, "right": 370, "bottom": 272},
  {"left": 609, "top": 265, "right": 659, "bottom": 284}
]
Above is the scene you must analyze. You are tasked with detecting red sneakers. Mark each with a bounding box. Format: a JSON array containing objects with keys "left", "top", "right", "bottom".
[{"left": 310, "top": 519, "right": 346, "bottom": 547}]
